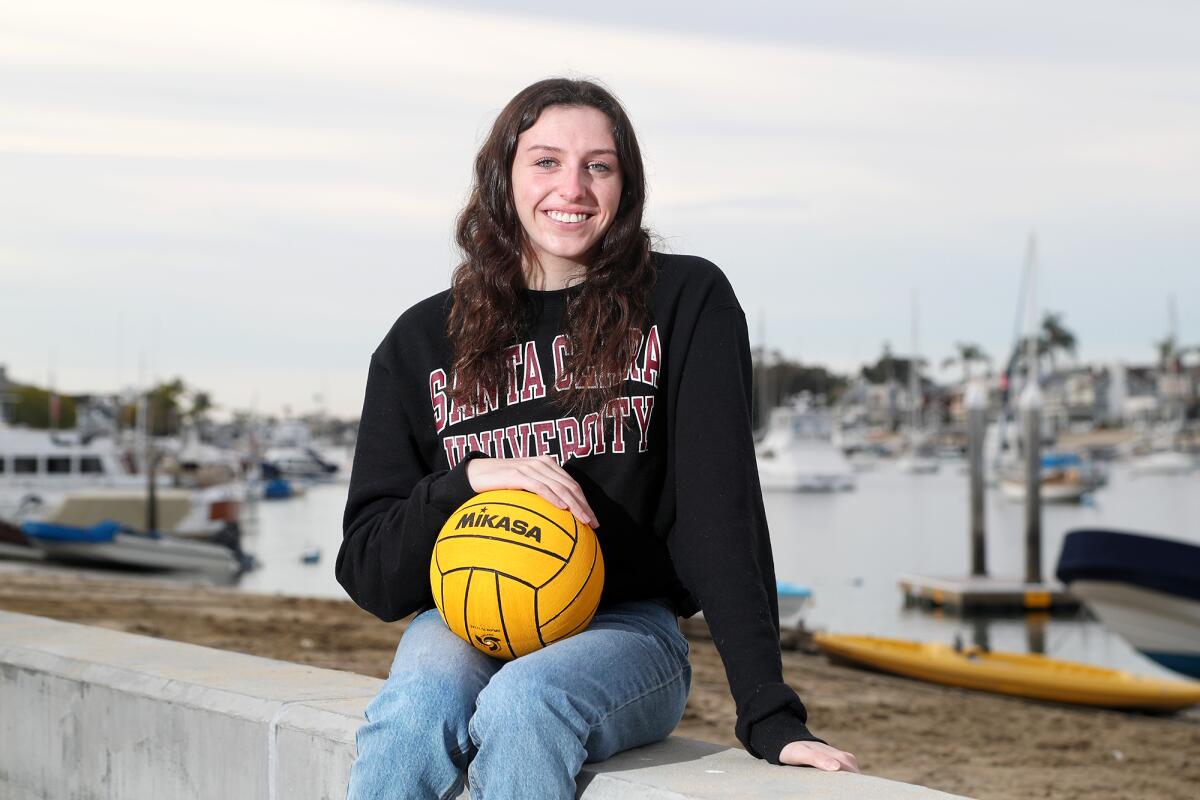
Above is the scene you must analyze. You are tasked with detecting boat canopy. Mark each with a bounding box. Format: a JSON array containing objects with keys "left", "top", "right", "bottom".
[
  {"left": 1041, "top": 452, "right": 1083, "bottom": 468},
  {"left": 1057, "top": 529, "right": 1200, "bottom": 603}
]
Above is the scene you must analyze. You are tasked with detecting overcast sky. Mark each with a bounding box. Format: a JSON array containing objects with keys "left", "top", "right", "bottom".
[{"left": 1, "top": 0, "right": 1197, "bottom": 418}]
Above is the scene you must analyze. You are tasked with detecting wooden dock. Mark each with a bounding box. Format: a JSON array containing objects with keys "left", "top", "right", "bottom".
[{"left": 898, "top": 574, "right": 1082, "bottom": 614}]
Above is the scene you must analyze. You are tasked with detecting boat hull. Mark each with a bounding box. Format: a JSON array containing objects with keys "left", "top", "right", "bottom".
[
  {"left": 1056, "top": 528, "right": 1200, "bottom": 679},
  {"left": 896, "top": 457, "right": 940, "bottom": 475},
  {"left": 22, "top": 521, "right": 242, "bottom": 574},
  {"left": 1067, "top": 580, "right": 1200, "bottom": 679},
  {"left": 1000, "top": 479, "right": 1089, "bottom": 503},
  {"left": 756, "top": 465, "right": 855, "bottom": 492},
  {"left": 1130, "top": 451, "right": 1195, "bottom": 476}
]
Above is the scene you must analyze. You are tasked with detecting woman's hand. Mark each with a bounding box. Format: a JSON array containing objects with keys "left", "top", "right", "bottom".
[
  {"left": 778, "top": 740, "right": 860, "bottom": 773},
  {"left": 466, "top": 456, "right": 599, "bottom": 528}
]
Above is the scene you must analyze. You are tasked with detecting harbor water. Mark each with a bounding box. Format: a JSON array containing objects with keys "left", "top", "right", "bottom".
[
  {"left": 7, "top": 458, "right": 1197, "bottom": 680},
  {"left": 231, "top": 459, "right": 1197, "bottom": 680}
]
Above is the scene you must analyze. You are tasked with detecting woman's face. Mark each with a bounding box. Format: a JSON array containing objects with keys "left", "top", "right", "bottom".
[{"left": 511, "top": 105, "right": 623, "bottom": 278}]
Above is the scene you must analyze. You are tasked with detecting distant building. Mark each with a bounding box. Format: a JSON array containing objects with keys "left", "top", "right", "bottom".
[
  {"left": 1035, "top": 367, "right": 1099, "bottom": 430},
  {"left": 0, "top": 364, "right": 20, "bottom": 424}
]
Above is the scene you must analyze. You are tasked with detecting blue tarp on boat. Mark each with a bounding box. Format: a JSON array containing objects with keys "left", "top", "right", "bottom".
[
  {"left": 1056, "top": 528, "right": 1200, "bottom": 603},
  {"left": 1041, "top": 452, "right": 1083, "bottom": 469},
  {"left": 21, "top": 520, "right": 124, "bottom": 543}
]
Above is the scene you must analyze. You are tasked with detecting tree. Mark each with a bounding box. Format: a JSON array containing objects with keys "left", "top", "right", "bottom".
[
  {"left": 941, "top": 342, "right": 991, "bottom": 385},
  {"left": 188, "top": 391, "right": 214, "bottom": 427},
  {"left": 861, "top": 343, "right": 923, "bottom": 388},
  {"left": 1039, "top": 312, "right": 1077, "bottom": 374},
  {"left": 10, "top": 386, "right": 77, "bottom": 429},
  {"left": 1002, "top": 311, "right": 1078, "bottom": 381},
  {"left": 752, "top": 353, "right": 847, "bottom": 429},
  {"left": 118, "top": 378, "right": 189, "bottom": 436}
]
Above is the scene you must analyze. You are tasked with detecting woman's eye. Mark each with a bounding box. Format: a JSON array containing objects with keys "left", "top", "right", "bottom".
[
  {"left": 534, "top": 158, "right": 558, "bottom": 168},
  {"left": 589, "top": 162, "right": 611, "bottom": 172}
]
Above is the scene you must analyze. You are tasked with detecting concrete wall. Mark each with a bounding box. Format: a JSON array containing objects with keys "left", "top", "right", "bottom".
[{"left": 0, "top": 610, "right": 971, "bottom": 799}]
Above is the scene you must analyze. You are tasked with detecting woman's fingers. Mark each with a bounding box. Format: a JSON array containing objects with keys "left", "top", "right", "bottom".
[
  {"left": 466, "top": 457, "right": 598, "bottom": 528},
  {"left": 522, "top": 468, "right": 597, "bottom": 527},
  {"left": 511, "top": 474, "right": 571, "bottom": 512},
  {"left": 777, "top": 741, "right": 860, "bottom": 773},
  {"left": 526, "top": 458, "right": 599, "bottom": 527}
]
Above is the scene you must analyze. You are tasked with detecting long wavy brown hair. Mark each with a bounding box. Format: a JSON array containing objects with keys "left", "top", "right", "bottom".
[{"left": 447, "top": 78, "right": 656, "bottom": 419}]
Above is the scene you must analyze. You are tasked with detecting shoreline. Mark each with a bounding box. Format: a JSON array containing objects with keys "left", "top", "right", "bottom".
[{"left": 1, "top": 567, "right": 1196, "bottom": 799}]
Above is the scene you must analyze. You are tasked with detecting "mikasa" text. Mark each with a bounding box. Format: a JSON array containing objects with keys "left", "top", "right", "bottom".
[{"left": 455, "top": 512, "right": 543, "bottom": 543}]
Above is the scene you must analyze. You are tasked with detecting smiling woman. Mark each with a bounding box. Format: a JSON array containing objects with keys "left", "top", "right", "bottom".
[
  {"left": 337, "top": 77, "right": 858, "bottom": 800},
  {"left": 447, "top": 79, "right": 656, "bottom": 422}
]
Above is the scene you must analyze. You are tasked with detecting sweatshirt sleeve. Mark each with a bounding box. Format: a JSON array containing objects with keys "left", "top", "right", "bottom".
[
  {"left": 336, "top": 353, "right": 480, "bottom": 622},
  {"left": 668, "top": 303, "right": 825, "bottom": 764}
]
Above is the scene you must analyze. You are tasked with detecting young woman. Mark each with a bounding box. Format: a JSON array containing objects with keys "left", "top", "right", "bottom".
[{"left": 338, "top": 78, "right": 858, "bottom": 799}]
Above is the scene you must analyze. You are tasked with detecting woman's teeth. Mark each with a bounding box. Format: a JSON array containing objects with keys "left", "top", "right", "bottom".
[{"left": 546, "top": 210, "right": 589, "bottom": 223}]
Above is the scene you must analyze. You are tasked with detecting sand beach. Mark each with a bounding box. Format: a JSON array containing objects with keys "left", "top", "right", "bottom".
[{"left": 2, "top": 567, "right": 1197, "bottom": 800}]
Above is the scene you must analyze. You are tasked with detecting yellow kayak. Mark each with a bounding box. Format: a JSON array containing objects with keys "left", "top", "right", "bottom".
[{"left": 812, "top": 633, "right": 1200, "bottom": 711}]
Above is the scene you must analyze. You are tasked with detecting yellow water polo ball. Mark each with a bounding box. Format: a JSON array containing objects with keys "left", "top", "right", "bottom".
[{"left": 430, "top": 488, "right": 605, "bottom": 660}]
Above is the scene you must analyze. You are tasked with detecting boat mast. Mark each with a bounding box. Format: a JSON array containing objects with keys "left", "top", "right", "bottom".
[
  {"left": 908, "top": 290, "right": 920, "bottom": 450},
  {"left": 994, "top": 235, "right": 1035, "bottom": 471},
  {"left": 1020, "top": 234, "right": 1043, "bottom": 584},
  {"left": 1168, "top": 292, "right": 1180, "bottom": 427},
  {"left": 757, "top": 310, "right": 768, "bottom": 434}
]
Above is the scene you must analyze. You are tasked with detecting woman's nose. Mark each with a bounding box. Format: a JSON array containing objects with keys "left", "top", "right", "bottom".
[{"left": 557, "top": 167, "right": 588, "bottom": 201}]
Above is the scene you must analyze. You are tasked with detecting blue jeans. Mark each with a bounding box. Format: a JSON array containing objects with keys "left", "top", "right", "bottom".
[{"left": 347, "top": 599, "right": 692, "bottom": 800}]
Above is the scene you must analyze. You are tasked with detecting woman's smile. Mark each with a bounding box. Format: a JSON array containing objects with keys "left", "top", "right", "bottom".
[{"left": 544, "top": 210, "right": 593, "bottom": 225}]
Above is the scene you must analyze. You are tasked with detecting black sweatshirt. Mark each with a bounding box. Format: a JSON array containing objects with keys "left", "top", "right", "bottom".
[{"left": 337, "top": 252, "right": 822, "bottom": 764}]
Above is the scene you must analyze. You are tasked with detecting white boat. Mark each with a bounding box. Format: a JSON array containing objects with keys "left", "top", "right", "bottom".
[
  {"left": 898, "top": 459, "right": 941, "bottom": 475},
  {"left": 832, "top": 424, "right": 891, "bottom": 472},
  {"left": 776, "top": 581, "right": 814, "bottom": 630},
  {"left": 1068, "top": 581, "right": 1200, "bottom": 677},
  {"left": 1000, "top": 475, "right": 1090, "bottom": 503},
  {"left": 1057, "top": 529, "right": 1200, "bottom": 679},
  {"left": 893, "top": 294, "right": 941, "bottom": 477},
  {"left": 19, "top": 489, "right": 250, "bottom": 574},
  {"left": 755, "top": 401, "right": 856, "bottom": 492},
  {"left": 261, "top": 446, "right": 340, "bottom": 482},
  {"left": 0, "top": 423, "right": 143, "bottom": 493},
  {"left": 24, "top": 486, "right": 241, "bottom": 539},
  {"left": 166, "top": 426, "right": 245, "bottom": 488},
  {"left": 998, "top": 452, "right": 1096, "bottom": 504},
  {"left": 846, "top": 452, "right": 882, "bottom": 472},
  {"left": 896, "top": 448, "right": 941, "bottom": 475},
  {"left": 1130, "top": 451, "right": 1195, "bottom": 476},
  {"left": 22, "top": 519, "right": 246, "bottom": 574},
  {"left": 258, "top": 418, "right": 347, "bottom": 482}
]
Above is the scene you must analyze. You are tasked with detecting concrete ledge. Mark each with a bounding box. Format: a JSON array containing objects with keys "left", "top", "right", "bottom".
[{"left": 0, "top": 610, "right": 970, "bottom": 799}]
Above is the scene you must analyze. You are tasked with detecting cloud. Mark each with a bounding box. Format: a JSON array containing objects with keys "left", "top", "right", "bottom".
[{"left": 1, "top": 0, "right": 1197, "bottom": 415}]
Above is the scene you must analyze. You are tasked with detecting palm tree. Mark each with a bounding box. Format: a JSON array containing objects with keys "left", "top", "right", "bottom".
[
  {"left": 941, "top": 342, "right": 991, "bottom": 386},
  {"left": 1039, "top": 312, "right": 1077, "bottom": 374}
]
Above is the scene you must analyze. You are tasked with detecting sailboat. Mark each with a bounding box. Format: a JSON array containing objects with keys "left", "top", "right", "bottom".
[
  {"left": 1131, "top": 296, "right": 1196, "bottom": 476},
  {"left": 996, "top": 236, "right": 1097, "bottom": 504},
  {"left": 896, "top": 292, "right": 940, "bottom": 475},
  {"left": 999, "top": 453, "right": 1091, "bottom": 503}
]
